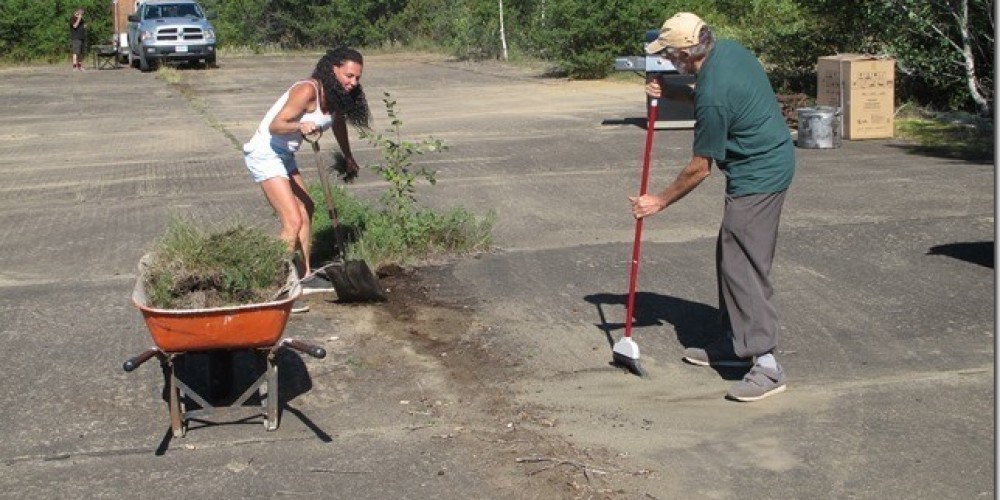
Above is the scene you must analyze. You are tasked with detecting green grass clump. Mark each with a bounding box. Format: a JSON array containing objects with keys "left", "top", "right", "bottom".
[
  {"left": 146, "top": 217, "right": 292, "bottom": 309},
  {"left": 352, "top": 207, "right": 495, "bottom": 266},
  {"left": 894, "top": 108, "right": 993, "bottom": 162},
  {"left": 308, "top": 183, "right": 494, "bottom": 269},
  {"left": 306, "top": 92, "right": 494, "bottom": 270},
  {"left": 155, "top": 66, "right": 182, "bottom": 85}
]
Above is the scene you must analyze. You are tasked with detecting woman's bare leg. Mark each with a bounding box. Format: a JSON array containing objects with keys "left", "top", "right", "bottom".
[
  {"left": 259, "top": 176, "right": 306, "bottom": 267},
  {"left": 289, "top": 172, "right": 316, "bottom": 276}
]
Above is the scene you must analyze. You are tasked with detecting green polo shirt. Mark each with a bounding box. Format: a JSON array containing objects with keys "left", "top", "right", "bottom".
[{"left": 692, "top": 40, "right": 795, "bottom": 196}]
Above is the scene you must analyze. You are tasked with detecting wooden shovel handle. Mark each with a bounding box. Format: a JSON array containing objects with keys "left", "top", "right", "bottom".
[{"left": 304, "top": 132, "right": 347, "bottom": 258}]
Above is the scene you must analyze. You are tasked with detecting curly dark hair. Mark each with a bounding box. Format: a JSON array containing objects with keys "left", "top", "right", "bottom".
[{"left": 312, "top": 47, "right": 372, "bottom": 131}]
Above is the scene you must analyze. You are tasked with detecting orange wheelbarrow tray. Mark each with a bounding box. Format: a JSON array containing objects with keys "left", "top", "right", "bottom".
[{"left": 123, "top": 254, "right": 326, "bottom": 436}]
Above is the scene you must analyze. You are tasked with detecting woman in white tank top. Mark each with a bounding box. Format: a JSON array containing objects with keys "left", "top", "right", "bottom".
[{"left": 242, "top": 48, "right": 371, "bottom": 302}]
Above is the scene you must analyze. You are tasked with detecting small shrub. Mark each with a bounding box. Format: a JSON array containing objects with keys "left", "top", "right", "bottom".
[
  {"left": 307, "top": 91, "right": 494, "bottom": 269},
  {"left": 145, "top": 217, "right": 292, "bottom": 309},
  {"left": 352, "top": 208, "right": 495, "bottom": 266},
  {"left": 308, "top": 181, "right": 494, "bottom": 269},
  {"left": 360, "top": 92, "right": 445, "bottom": 219}
]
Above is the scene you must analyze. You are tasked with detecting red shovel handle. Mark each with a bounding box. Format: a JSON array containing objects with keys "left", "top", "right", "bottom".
[{"left": 624, "top": 97, "right": 658, "bottom": 338}]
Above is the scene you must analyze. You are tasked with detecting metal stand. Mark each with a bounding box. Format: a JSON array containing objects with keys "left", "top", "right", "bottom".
[
  {"left": 92, "top": 45, "right": 120, "bottom": 69},
  {"left": 125, "top": 338, "right": 326, "bottom": 437},
  {"left": 164, "top": 348, "right": 274, "bottom": 437},
  {"left": 614, "top": 54, "right": 697, "bottom": 130}
]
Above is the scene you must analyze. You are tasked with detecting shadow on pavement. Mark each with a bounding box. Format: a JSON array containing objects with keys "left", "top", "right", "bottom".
[
  {"left": 600, "top": 117, "right": 647, "bottom": 129},
  {"left": 584, "top": 291, "right": 748, "bottom": 380},
  {"left": 927, "top": 241, "right": 994, "bottom": 268},
  {"left": 150, "top": 349, "right": 330, "bottom": 455}
]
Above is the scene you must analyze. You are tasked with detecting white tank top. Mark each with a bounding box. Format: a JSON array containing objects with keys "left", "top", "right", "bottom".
[{"left": 244, "top": 80, "right": 334, "bottom": 156}]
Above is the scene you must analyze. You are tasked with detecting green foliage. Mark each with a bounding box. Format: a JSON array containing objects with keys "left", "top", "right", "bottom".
[
  {"left": 382, "top": 0, "right": 502, "bottom": 59},
  {"left": 146, "top": 217, "right": 292, "bottom": 309},
  {"left": 529, "top": 0, "right": 658, "bottom": 78},
  {"left": 199, "top": 0, "right": 268, "bottom": 48},
  {"left": 708, "top": 0, "right": 817, "bottom": 93},
  {"left": 307, "top": 93, "right": 492, "bottom": 269},
  {"left": 895, "top": 112, "right": 994, "bottom": 162},
  {"left": 797, "top": 0, "right": 993, "bottom": 115},
  {"left": 200, "top": 0, "right": 407, "bottom": 49},
  {"left": 383, "top": 0, "right": 452, "bottom": 46},
  {"left": 447, "top": 0, "right": 502, "bottom": 60},
  {"left": 308, "top": 182, "right": 494, "bottom": 269},
  {"left": 880, "top": 0, "right": 993, "bottom": 115},
  {"left": 0, "top": 0, "right": 113, "bottom": 62},
  {"left": 361, "top": 92, "right": 445, "bottom": 219},
  {"left": 304, "top": 1, "right": 381, "bottom": 48},
  {"left": 352, "top": 208, "right": 495, "bottom": 265},
  {"left": 2, "top": 0, "right": 989, "bottom": 115},
  {"left": 307, "top": 180, "right": 375, "bottom": 263}
]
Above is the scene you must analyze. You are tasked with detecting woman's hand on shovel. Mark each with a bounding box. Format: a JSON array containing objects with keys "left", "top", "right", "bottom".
[{"left": 300, "top": 121, "right": 322, "bottom": 137}]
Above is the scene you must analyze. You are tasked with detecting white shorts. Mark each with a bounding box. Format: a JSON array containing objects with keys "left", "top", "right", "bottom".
[{"left": 243, "top": 144, "right": 299, "bottom": 183}]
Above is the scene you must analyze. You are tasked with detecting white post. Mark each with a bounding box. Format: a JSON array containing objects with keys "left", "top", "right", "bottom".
[{"left": 498, "top": 0, "right": 508, "bottom": 60}]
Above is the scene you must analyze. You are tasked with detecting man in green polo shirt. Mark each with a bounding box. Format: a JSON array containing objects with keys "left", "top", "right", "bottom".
[{"left": 629, "top": 12, "right": 795, "bottom": 402}]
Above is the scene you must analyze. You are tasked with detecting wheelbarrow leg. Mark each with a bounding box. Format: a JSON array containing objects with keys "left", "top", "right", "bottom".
[
  {"left": 264, "top": 349, "right": 279, "bottom": 431},
  {"left": 168, "top": 356, "right": 187, "bottom": 438},
  {"left": 261, "top": 339, "right": 326, "bottom": 431}
]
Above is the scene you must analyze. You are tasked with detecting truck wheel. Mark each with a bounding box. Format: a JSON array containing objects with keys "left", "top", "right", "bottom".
[
  {"left": 139, "top": 54, "right": 151, "bottom": 72},
  {"left": 205, "top": 55, "right": 217, "bottom": 68}
]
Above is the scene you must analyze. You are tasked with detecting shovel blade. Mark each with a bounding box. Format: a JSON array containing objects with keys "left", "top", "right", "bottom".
[{"left": 323, "top": 260, "right": 387, "bottom": 303}]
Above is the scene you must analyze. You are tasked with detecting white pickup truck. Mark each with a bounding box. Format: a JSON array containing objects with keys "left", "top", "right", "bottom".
[{"left": 126, "top": 0, "right": 217, "bottom": 71}]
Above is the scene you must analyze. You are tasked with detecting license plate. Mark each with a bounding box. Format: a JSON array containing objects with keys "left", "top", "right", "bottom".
[{"left": 176, "top": 45, "right": 188, "bottom": 53}]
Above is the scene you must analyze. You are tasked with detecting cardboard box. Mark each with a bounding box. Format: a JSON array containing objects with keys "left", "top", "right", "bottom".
[{"left": 816, "top": 54, "right": 895, "bottom": 140}]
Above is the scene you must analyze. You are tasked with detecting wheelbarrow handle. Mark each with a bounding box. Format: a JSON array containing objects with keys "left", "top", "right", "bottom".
[
  {"left": 281, "top": 338, "right": 327, "bottom": 359},
  {"left": 123, "top": 347, "right": 163, "bottom": 372}
]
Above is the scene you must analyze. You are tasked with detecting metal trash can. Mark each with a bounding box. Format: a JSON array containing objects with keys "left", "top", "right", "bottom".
[
  {"left": 797, "top": 106, "right": 842, "bottom": 149},
  {"left": 613, "top": 30, "right": 697, "bottom": 129}
]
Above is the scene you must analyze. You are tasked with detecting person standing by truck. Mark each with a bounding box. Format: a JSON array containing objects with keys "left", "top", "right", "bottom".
[
  {"left": 242, "top": 47, "right": 372, "bottom": 309},
  {"left": 69, "top": 8, "right": 86, "bottom": 71}
]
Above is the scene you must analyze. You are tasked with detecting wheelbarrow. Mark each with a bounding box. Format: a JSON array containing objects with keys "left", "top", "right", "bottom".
[{"left": 123, "top": 254, "right": 327, "bottom": 437}]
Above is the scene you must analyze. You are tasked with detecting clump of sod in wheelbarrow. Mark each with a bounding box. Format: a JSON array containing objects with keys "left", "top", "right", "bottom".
[{"left": 144, "top": 217, "right": 293, "bottom": 309}]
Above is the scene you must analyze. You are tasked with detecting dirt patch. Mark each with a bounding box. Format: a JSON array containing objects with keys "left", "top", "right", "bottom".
[{"left": 310, "top": 264, "right": 656, "bottom": 498}]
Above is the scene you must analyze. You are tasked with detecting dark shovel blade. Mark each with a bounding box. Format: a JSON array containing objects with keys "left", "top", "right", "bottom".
[{"left": 323, "top": 260, "right": 387, "bottom": 303}]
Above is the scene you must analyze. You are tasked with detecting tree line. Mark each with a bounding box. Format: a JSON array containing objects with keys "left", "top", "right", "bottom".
[{"left": 0, "top": 0, "right": 992, "bottom": 116}]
